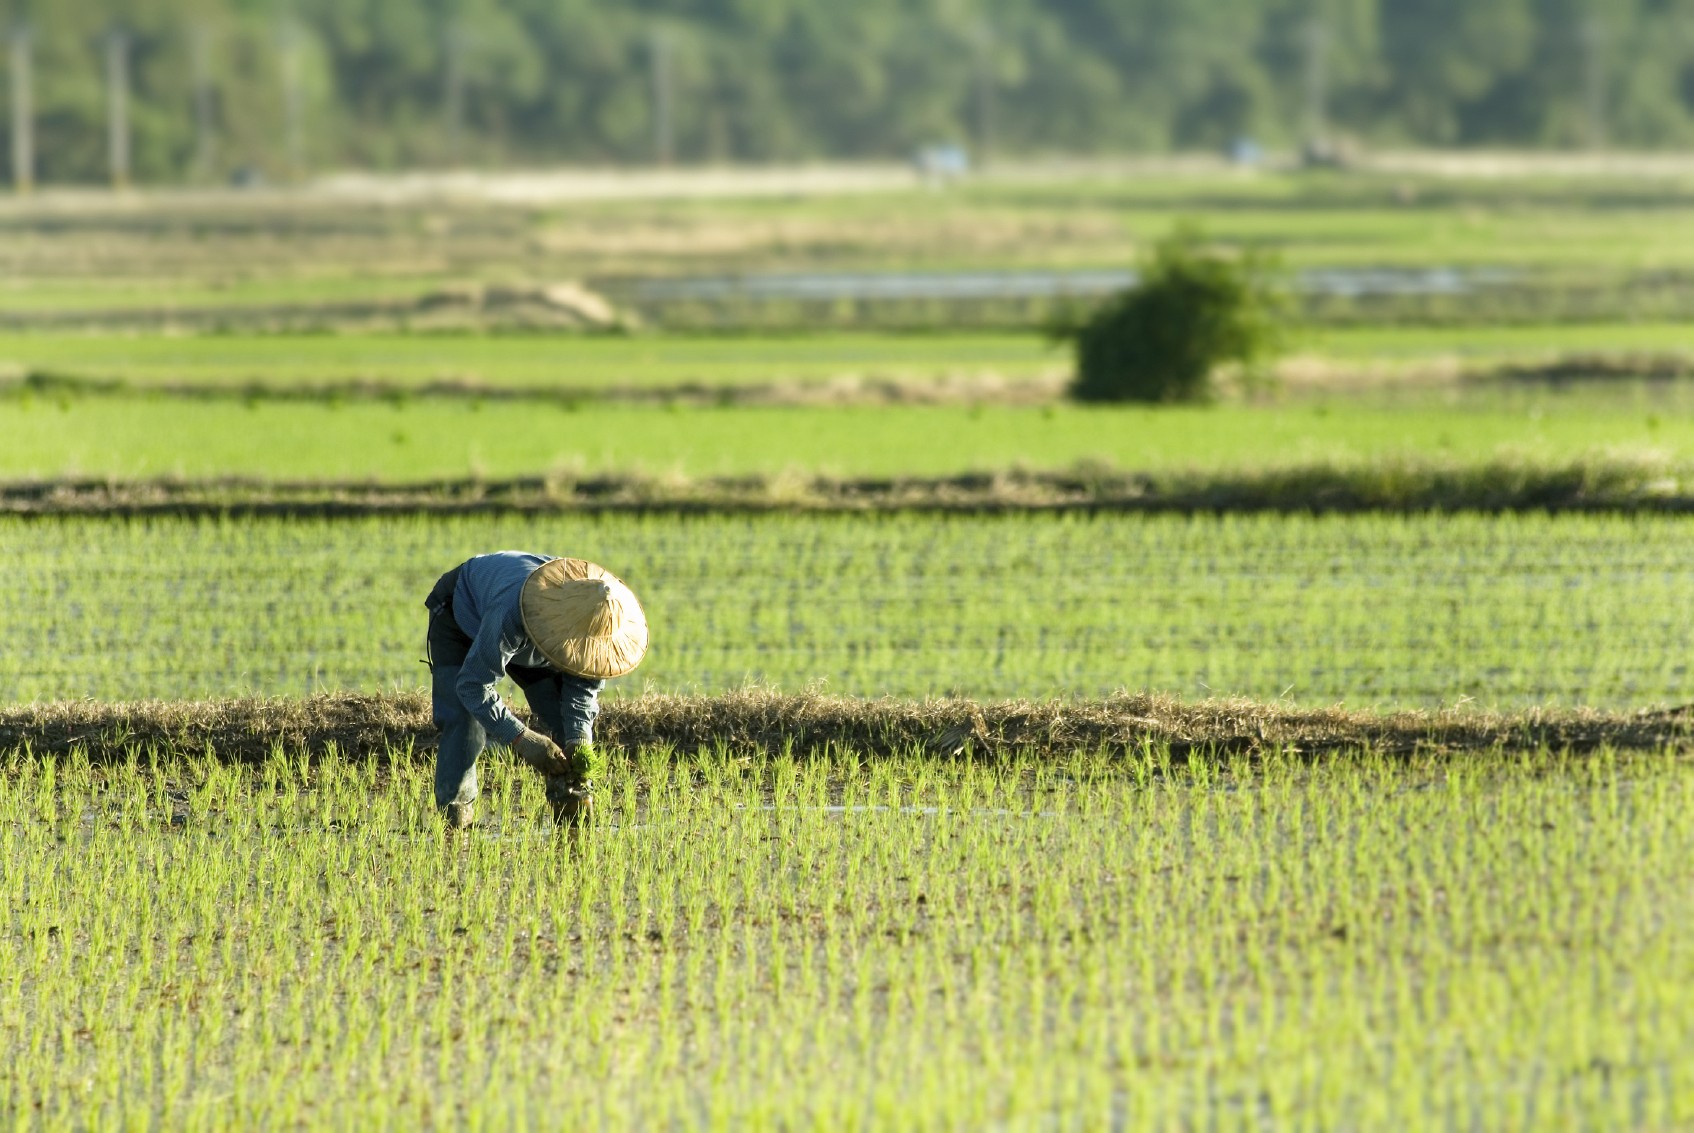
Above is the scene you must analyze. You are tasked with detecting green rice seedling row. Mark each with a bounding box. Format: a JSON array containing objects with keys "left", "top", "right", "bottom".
[
  {"left": 5, "top": 513, "right": 1690, "bottom": 709},
  {"left": 4, "top": 744, "right": 1693, "bottom": 1126}
]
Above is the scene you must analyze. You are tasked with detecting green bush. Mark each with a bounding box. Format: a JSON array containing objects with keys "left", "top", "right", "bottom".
[{"left": 1066, "top": 226, "right": 1289, "bottom": 404}]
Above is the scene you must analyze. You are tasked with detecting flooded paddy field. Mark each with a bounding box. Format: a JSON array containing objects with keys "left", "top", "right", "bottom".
[
  {"left": 6, "top": 512, "right": 1693, "bottom": 710},
  {"left": 5, "top": 744, "right": 1692, "bottom": 1126}
]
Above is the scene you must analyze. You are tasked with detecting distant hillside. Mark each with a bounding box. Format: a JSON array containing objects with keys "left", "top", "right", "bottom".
[{"left": 1, "top": 0, "right": 1690, "bottom": 183}]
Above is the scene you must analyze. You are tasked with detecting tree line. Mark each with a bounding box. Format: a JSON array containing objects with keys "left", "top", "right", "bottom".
[{"left": 3, "top": 0, "right": 1693, "bottom": 185}]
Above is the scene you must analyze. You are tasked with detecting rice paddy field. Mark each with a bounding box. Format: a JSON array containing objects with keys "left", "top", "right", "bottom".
[
  {"left": 8, "top": 745, "right": 1694, "bottom": 1126},
  {"left": 6, "top": 168, "right": 1694, "bottom": 1127},
  {"left": 5, "top": 392, "right": 1694, "bottom": 483},
  {"left": 5, "top": 512, "right": 1691, "bottom": 709}
]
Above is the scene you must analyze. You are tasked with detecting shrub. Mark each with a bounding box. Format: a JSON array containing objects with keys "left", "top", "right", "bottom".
[{"left": 1066, "top": 226, "right": 1289, "bottom": 404}]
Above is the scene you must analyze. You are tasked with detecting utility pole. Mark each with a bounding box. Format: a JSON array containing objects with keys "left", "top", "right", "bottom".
[
  {"left": 106, "top": 29, "right": 132, "bottom": 189},
  {"left": 8, "top": 26, "right": 32, "bottom": 194},
  {"left": 650, "top": 27, "right": 672, "bottom": 165},
  {"left": 1581, "top": 15, "right": 1605, "bottom": 149},
  {"left": 443, "top": 24, "right": 464, "bottom": 165},
  {"left": 1303, "top": 16, "right": 1329, "bottom": 153},
  {"left": 191, "top": 24, "right": 216, "bottom": 182},
  {"left": 280, "top": 21, "right": 305, "bottom": 181}
]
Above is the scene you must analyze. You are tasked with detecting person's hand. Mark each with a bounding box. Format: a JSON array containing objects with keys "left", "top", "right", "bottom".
[{"left": 511, "top": 728, "right": 569, "bottom": 776}]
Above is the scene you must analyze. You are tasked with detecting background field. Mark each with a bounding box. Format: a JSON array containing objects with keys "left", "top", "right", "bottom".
[
  {"left": 11, "top": 172, "right": 1694, "bottom": 333},
  {"left": 5, "top": 392, "right": 1692, "bottom": 483}
]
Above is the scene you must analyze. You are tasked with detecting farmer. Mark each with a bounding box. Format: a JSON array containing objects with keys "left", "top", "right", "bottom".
[{"left": 424, "top": 552, "right": 648, "bottom": 830}]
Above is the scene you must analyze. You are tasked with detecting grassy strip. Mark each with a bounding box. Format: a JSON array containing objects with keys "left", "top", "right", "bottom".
[
  {"left": 3, "top": 457, "right": 1690, "bottom": 516},
  {"left": 0, "top": 331, "right": 1060, "bottom": 393},
  {"left": 0, "top": 367, "right": 1065, "bottom": 407},
  {"left": 6, "top": 350, "right": 1694, "bottom": 407},
  {"left": 4, "top": 690, "right": 1689, "bottom": 763}
]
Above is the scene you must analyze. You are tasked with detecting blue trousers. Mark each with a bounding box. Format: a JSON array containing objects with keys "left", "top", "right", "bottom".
[{"left": 426, "top": 603, "right": 603, "bottom": 809}]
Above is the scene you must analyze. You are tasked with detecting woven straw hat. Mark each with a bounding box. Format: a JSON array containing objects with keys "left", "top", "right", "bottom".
[{"left": 519, "top": 558, "right": 649, "bottom": 679}]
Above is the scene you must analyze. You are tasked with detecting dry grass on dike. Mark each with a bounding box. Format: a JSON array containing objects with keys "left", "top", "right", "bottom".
[
  {"left": 2, "top": 689, "right": 1689, "bottom": 766},
  {"left": 2, "top": 453, "right": 1690, "bottom": 518}
]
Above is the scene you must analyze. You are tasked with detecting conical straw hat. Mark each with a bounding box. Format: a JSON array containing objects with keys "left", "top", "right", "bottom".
[{"left": 519, "top": 558, "right": 649, "bottom": 679}]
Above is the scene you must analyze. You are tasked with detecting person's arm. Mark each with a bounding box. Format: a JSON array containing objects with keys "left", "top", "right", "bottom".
[
  {"left": 454, "top": 603, "right": 530, "bottom": 745},
  {"left": 556, "top": 672, "right": 605, "bottom": 744}
]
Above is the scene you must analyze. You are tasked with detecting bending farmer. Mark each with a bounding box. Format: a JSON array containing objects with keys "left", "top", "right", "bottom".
[{"left": 425, "top": 552, "right": 648, "bottom": 829}]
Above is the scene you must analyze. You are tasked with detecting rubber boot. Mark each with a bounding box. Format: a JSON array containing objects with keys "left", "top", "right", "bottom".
[{"left": 443, "top": 801, "right": 475, "bottom": 830}]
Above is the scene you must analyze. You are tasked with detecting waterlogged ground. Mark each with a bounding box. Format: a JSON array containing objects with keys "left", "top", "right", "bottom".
[{"left": 3, "top": 745, "right": 1693, "bottom": 1126}]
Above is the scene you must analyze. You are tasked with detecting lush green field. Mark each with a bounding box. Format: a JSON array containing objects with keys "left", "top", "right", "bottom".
[
  {"left": 6, "top": 742, "right": 1692, "bottom": 1125},
  {"left": 0, "top": 332, "right": 1061, "bottom": 391},
  {"left": 2, "top": 392, "right": 1688, "bottom": 483},
  {"left": 6, "top": 513, "right": 1689, "bottom": 709}
]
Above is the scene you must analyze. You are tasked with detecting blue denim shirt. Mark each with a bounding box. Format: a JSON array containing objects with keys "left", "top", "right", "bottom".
[{"left": 450, "top": 551, "right": 560, "bottom": 744}]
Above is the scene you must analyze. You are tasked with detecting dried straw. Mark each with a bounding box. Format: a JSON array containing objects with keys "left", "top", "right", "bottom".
[{"left": 1, "top": 690, "right": 1688, "bottom": 765}]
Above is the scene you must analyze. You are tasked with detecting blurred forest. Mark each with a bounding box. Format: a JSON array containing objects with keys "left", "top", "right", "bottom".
[{"left": 5, "top": 0, "right": 1694, "bottom": 182}]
